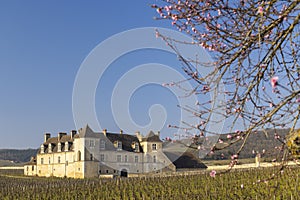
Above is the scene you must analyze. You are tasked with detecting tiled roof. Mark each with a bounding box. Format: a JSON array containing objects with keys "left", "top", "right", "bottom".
[
  {"left": 39, "top": 125, "right": 162, "bottom": 153},
  {"left": 78, "top": 124, "right": 99, "bottom": 138},
  {"left": 43, "top": 135, "right": 74, "bottom": 145},
  {"left": 164, "top": 151, "right": 207, "bottom": 169},
  {"left": 106, "top": 133, "right": 143, "bottom": 152},
  {"left": 141, "top": 131, "right": 162, "bottom": 142},
  {"left": 41, "top": 134, "right": 75, "bottom": 154}
]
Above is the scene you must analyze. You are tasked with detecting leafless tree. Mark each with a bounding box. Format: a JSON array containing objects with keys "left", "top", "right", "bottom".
[{"left": 152, "top": 0, "right": 300, "bottom": 164}]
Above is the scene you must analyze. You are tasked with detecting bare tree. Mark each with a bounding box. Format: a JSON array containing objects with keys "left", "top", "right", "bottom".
[{"left": 152, "top": 0, "right": 300, "bottom": 163}]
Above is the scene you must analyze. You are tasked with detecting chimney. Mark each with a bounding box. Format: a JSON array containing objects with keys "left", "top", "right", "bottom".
[
  {"left": 120, "top": 130, "right": 123, "bottom": 135},
  {"left": 58, "top": 132, "right": 67, "bottom": 141},
  {"left": 156, "top": 131, "right": 160, "bottom": 137},
  {"left": 135, "top": 131, "right": 142, "bottom": 142},
  {"left": 44, "top": 133, "right": 51, "bottom": 143},
  {"left": 70, "top": 130, "right": 77, "bottom": 139},
  {"left": 102, "top": 129, "right": 107, "bottom": 137}
]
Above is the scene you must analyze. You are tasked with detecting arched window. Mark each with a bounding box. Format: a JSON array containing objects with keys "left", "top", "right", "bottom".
[
  {"left": 153, "top": 155, "right": 156, "bottom": 163},
  {"left": 77, "top": 151, "right": 81, "bottom": 161}
]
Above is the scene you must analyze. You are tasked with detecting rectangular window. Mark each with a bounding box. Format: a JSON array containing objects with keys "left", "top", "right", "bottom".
[
  {"left": 90, "top": 154, "right": 94, "bottom": 161},
  {"left": 135, "top": 156, "right": 138, "bottom": 163},
  {"left": 153, "top": 155, "right": 156, "bottom": 163},
  {"left": 152, "top": 143, "right": 157, "bottom": 150},
  {"left": 100, "top": 140, "right": 105, "bottom": 150},
  {"left": 134, "top": 142, "right": 139, "bottom": 152},
  {"left": 58, "top": 156, "right": 61, "bottom": 163},
  {"left": 100, "top": 154, "right": 105, "bottom": 162},
  {"left": 41, "top": 158, "right": 44, "bottom": 164},
  {"left": 117, "top": 141, "right": 122, "bottom": 150},
  {"left": 48, "top": 157, "right": 51, "bottom": 164},
  {"left": 124, "top": 155, "right": 128, "bottom": 163},
  {"left": 89, "top": 140, "right": 95, "bottom": 147},
  {"left": 117, "top": 155, "right": 121, "bottom": 162}
]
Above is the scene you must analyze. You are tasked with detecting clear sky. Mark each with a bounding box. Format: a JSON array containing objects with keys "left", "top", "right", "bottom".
[{"left": 0, "top": 1, "right": 198, "bottom": 148}]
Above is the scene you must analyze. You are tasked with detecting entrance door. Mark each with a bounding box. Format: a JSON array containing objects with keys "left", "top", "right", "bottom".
[{"left": 120, "top": 169, "right": 128, "bottom": 177}]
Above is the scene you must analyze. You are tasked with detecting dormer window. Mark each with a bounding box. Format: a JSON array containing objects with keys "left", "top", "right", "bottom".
[
  {"left": 48, "top": 144, "right": 52, "bottom": 153},
  {"left": 114, "top": 141, "right": 122, "bottom": 150},
  {"left": 134, "top": 142, "right": 139, "bottom": 152},
  {"left": 117, "top": 141, "right": 122, "bottom": 150},
  {"left": 57, "top": 143, "right": 62, "bottom": 152},
  {"left": 65, "top": 142, "right": 69, "bottom": 152},
  {"left": 152, "top": 143, "right": 157, "bottom": 150},
  {"left": 40, "top": 145, "right": 44, "bottom": 154}
]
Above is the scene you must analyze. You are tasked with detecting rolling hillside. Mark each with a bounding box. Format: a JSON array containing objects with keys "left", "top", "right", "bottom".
[{"left": 0, "top": 149, "right": 38, "bottom": 164}]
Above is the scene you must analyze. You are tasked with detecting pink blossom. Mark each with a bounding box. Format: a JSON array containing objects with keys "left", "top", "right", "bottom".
[
  {"left": 270, "top": 76, "right": 279, "bottom": 88},
  {"left": 257, "top": 6, "right": 263, "bottom": 15},
  {"left": 227, "top": 134, "right": 232, "bottom": 139},
  {"left": 164, "top": 6, "right": 170, "bottom": 12},
  {"left": 209, "top": 170, "right": 216, "bottom": 178},
  {"left": 171, "top": 14, "right": 178, "bottom": 21},
  {"left": 231, "top": 154, "right": 238, "bottom": 160},
  {"left": 155, "top": 31, "right": 160, "bottom": 38}
]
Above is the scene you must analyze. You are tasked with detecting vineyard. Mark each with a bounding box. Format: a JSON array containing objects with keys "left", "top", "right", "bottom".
[{"left": 0, "top": 167, "right": 300, "bottom": 199}]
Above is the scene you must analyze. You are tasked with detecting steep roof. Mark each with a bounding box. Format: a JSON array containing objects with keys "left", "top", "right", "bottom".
[
  {"left": 41, "top": 134, "right": 76, "bottom": 154},
  {"left": 106, "top": 133, "right": 143, "bottom": 152},
  {"left": 141, "top": 131, "right": 162, "bottom": 142},
  {"left": 78, "top": 124, "right": 99, "bottom": 138},
  {"left": 164, "top": 151, "right": 207, "bottom": 169},
  {"left": 43, "top": 135, "right": 74, "bottom": 145}
]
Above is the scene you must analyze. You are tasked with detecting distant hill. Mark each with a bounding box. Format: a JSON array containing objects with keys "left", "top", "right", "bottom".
[
  {"left": 0, "top": 149, "right": 38, "bottom": 163},
  {"left": 204, "top": 128, "right": 289, "bottom": 160}
]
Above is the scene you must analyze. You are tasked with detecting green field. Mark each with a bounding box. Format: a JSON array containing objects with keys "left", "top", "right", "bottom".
[{"left": 0, "top": 166, "right": 300, "bottom": 199}]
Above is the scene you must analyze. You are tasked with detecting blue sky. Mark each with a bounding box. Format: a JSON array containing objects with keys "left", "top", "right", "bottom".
[{"left": 0, "top": 1, "right": 197, "bottom": 148}]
